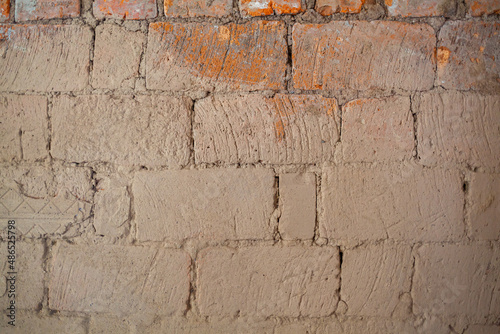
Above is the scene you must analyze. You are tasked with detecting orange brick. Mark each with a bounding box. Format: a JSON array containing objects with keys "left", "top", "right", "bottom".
[
  {"left": 437, "top": 21, "right": 499, "bottom": 91},
  {"left": 467, "top": 0, "right": 500, "bottom": 16},
  {"left": 385, "top": 0, "right": 455, "bottom": 17},
  {"left": 239, "top": 0, "right": 304, "bottom": 16},
  {"left": 165, "top": 0, "right": 232, "bottom": 17},
  {"left": 146, "top": 22, "right": 287, "bottom": 91},
  {"left": 15, "top": 0, "right": 79, "bottom": 21},
  {"left": 0, "top": 0, "right": 10, "bottom": 22},
  {"left": 93, "top": 0, "right": 157, "bottom": 19},
  {"left": 292, "top": 21, "right": 435, "bottom": 91},
  {"left": 315, "top": 0, "right": 364, "bottom": 15}
]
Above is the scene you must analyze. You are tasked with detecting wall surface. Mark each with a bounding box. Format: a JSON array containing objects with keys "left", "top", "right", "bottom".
[{"left": 0, "top": 0, "right": 499, "bottom": 333}]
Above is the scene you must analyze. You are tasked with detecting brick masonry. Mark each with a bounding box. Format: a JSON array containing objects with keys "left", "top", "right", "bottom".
[{"left": 0, "top": 0, "right": 498, "bottom": 332}]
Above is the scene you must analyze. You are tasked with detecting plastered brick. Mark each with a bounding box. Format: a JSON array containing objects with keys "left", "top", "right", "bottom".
[
  {"left": 51, "top": 95, "right": 191, "bottom": 167},
  {"left": 464, "top": 325, "right": 500, "bottom": 334},
  {"left": 0, "top": 166, "right": 93, "bottom": 238},
  {"left": 197, "top": 246, "right": 340, "bottom": 317},
  {"left": 0, "top": 0, "right": 10, "bottom": 21},
  {"left": 0, "top": 242, "right": 44, "bottom": 309},
  {"left": 413, "top": 244, "right": 500, "bottom": 322},
  {"left": 89, "top": 316, "right": 130, "bottom": 334},
  {"left": 317, "top": 318, "right": 417, "bottom": 334},
  {"left": 15, "top": 0, "right": 80, "bottom": 21},
  {"left": 341, "top": 243, "right": 413, "bottom": 317},
  {"left": 146, "top": 21, "right": 287, "bottom": 91},
  {"left": 93, "top": 0, "right": 157, "bottom": 19},
  {"left": 468, "top": 173, "right": 500, "bottom": 240},
  {"left": 340, "top": 96, "right": 414, "bottom": 162},
  {"left": 0, "top": 95, "right": 47, "bottom": 162},
  {"left": 164, "top": 0, "right": 232, "bottom": 17},
  {"left": 133, "top": 169, "right": 274, "bottom": 242},
  {"left": 140, "top": 317, "right": 281, "bottom": 333},
  {"left": 92, "top": 25, "right": 145, "bottom": 90},
  {"left": 279, "top": 173, "right": 316, "bottom": 240},
  {"left": 0, "top": 25, "right": 91, "bottom": 92},
  {"left": 466, "top": 0, "right": 500, "bottom": 16},
  {"left": 49, "top": 244, "right": 190, "bottom": 315},
  {"left": 321, "top": 164, "right": 464, "bottom": 242},
  {"left": 94, "top": 177, "right": 130, "bottom": 238},
  {"left": 194, "top": 94, "right": 339, "bottom": 164},
  {"left": 315, "top": 0, "right": 365, "bottom": 15},
  {"left": 0, "top": 312, "right": 86, "bottom": 333},
  {"left": 437, "top": 21, "right": 500, "bottom": 92},
  {"left": 416, "top": 92, "right": 500, "bottom": 170},
  {"left": 385, "top": 0, "right": 456, "bottom": 17},
  {"left": 239, "top": 0, "right": 304, "bottom": 16},
  {"left": 292, "top": 21, "right": 435, "bottom": 91}
]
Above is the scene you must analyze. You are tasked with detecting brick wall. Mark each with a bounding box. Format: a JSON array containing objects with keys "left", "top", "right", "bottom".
[{"left": 0, "top": 0, "right": 499, "bottom": 333}]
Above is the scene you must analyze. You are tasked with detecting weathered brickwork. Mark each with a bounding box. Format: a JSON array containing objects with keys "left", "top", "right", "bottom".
[
  {"left": 416, "top": 91, "right": 500, "bottom": 170},
  {"left": 197, "top": 246, "right": 340, "bottom": 317},
  {"left": 133, "top": 169, "right": 274, "bottom": 242},
  {"left": 15, "top": 0, "right": 80, "bottom": 21},
  {"left": 146, "top": 21, "right": 287, "bottom": 91},
  {"left": 49, "top": 244, "right": 191, "bottom": 315},
  {"left": 51, "top": 95, "right": 191, "bottom": 166},
  {"left": 0, "top": 25, "right": 91, "bottom": 91},
  {"left": 315, "top": 0, "right": 365, "bottom": 15},
  {"left": 0, "top": 0, "right": 499, "bottom": 332},
  {"left": 292, "top": 21, "right": 436, "bottom": 91},
  {"left": 164, "top": 0, "right": 232, "bottom": 17},
  {"left": 239, "top": 0, "right": 304, "bottom": 16},
  {"left": 437, "top": 21, "right": 500, "bottom": 92},
  {"left": 194, "top": 94, "right": 339, "bottom": 164},
  {"left": 321, "top": 164, "right": 464, "bottom": 242},
  {"left": 93, "top": 0, "right": 157, "bottom": 19}
]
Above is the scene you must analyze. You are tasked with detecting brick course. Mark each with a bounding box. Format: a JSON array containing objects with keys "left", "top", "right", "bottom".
[{"left": 292, "top": 21, "right": 435, "bottom": 91}]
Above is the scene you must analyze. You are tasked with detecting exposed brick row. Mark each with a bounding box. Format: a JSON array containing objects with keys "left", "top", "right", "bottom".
[
  {"left": 1, "top": 21, "right": 497, "bottom": 93},
  {"left": 3, "top": 0, "right": 498, "bottom": 20}
]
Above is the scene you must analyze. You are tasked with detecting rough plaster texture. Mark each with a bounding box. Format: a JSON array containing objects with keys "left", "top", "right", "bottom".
[{"left": 0, "top": 0, "right": 499, "bottom": 332}]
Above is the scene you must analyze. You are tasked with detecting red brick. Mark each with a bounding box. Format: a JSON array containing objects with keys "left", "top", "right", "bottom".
[
  {"left": 416, "top": 92, "right": 500, "bottom": 170},
  {"left": 239, "top": 0, "right": 304, "bottom": 16},
  {"left": 0, "top": 25, "right": 91, "bottom": 92},
  {"left": 292, "top": 22, "right": 435, "bottom": 91},
  {"left": 164, "top": 0, "right": 232, "bottom": 17},
  {"left": 467, "top": 0, "right": 500, "bottom": 16},
  {"left": 385, "top": 0, "right": 455, "bottom": 17},
  {"left": 315, "top": 0, "right": 364, "bottom": 15},
  {"left": 15, "top": 0, "right": 80, "bottom": 21},
  {"left": 49, "top": 244, "right": 190, "bottom": 316},
  {"left": 194, "top": 94, "right": 339, "bottom": 164},
  {"left": 146, "top": 22, "right": 287, "bottom": 91},
  {"left": 0, "top": 0, "right": 10, "bottom": 22},
  {"left": 340, "top": 96, "right": 414, "bottom": 162},
  {"left": 93, "top": 0, "right": 157, "bottom": 19},
  {"left": 197, "top": 246, "right": 340, "bottom": 317},
  {"left": 437, "top": 21, "right": 499, "bottom": 92}
]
